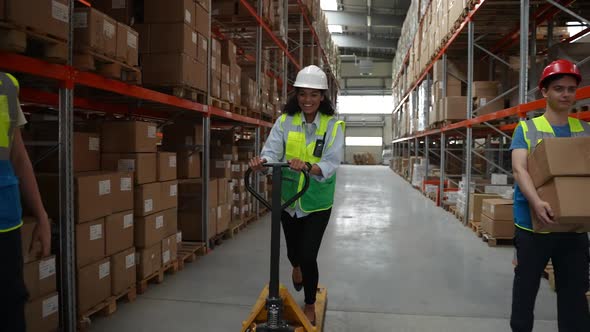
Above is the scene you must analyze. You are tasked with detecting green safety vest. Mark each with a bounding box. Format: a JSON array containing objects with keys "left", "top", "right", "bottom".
[
  {"left": 518, "top": 114, "right": 590, "bottom": 233},
  {"left": 0, "top": 72, "right": 23, "bottom": 232},
  {"left": 280, "top": 112, "right": 345, "bottom": 213}
]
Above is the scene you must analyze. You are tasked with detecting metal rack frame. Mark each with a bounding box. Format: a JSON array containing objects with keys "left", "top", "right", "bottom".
[{"left": 391, "top": 0, "right": 590, "bottom": 224}]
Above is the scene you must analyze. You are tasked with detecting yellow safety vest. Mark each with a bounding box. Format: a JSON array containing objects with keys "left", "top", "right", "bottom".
[{"left": 280, "top": 112, "right": 345, "bottom": 213}]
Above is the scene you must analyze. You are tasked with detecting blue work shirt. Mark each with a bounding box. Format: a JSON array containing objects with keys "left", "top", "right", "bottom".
[
  {"left": 510, "top": 123, "right": 572, "bottom": 231},
  {"left": 261, "top": 112, "right": 344, "bottom": 218}
]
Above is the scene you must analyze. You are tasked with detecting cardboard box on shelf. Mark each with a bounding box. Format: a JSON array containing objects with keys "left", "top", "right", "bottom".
[
  {"left": 480, "top": 214, "right": 515, "bottom": 238},
  {"left": 75, "top": 172, "right": 114, "bottom": 223},
  {"left": 25, "top": 292, "right": 59, "bottom": 332},
  {"left": 475, "top": 96, "right": 504, "bottom": 116},
  {"left": 178, "top": 178, "right": 218, "bottom": 209},
  {"left": 162, "top": 123, "right": 204, "bottom": 150},
  {"left": 491, "top": 173, "right": 508, "bottom": 185},
  {"left": 105, "top": 210, "right": 134, "bottom": 256},
  {"left": 35, "top": 132, "right": 100, "bottom": 173},
  {"left": 221, "top": 64, "right": 230, "bottom": 84},
  {"left": 74, "top": 7, "right": 117, "bottom": 57},
  {"left": 177, "top": 151, "right": 201, "bottom": 179},
  {"left": 142, "top": 53, "right": 199, "bottom": 89},
  {"left": 91, "top": 0, "right": 136, "bottom": 25},
  {"left": 160, "top": 180, "right": 179, "bottom": 210},
  {"left": 473, "top": 81, "right": 500, "bottom": 98},
  {"left": 111, "top": 172, "right": 134, "bottom": 212},
  {"left": 162, "top": 208, "right": 178, "bottom": 237},
  {"left": 196, "top": 0, "right": 209, "bottom": 12},
  {"left": 134, "top": 210, "right": 167, "bottom": 248},
  {"left": 231, "top": 162, "right": 247, "bottom": 179},
  {"left": 445, "top": 78, "right": 462, "bottom": 97},
  {"left": 217, "top": 204, "right": 231, "bottom": 234},
  {"left": 468, "top": 193, "right": 501, "bottom": 222},
  {"left": 144, "top": 0, "right": 194, "bottom": 26},
  {"left": 23, "top": 255, "right": 57, "bottom": 300},
  {"left": 157, "top": 152, "right": 178, "bottom": 182},
  {"left": 21, "top": 218, "right": 42, "bottom": 264},
  {"left": 527, "top": 137, "right": 590, "bottom": 188},
  {"left": 101, "top": 121, "right": 158, "bottom": 153},
  {"left": 134, "top": 182, "right": 161, "bottom": 217},
  {"left": 101, "top": 153, "right": 156, "bottom": 185},
  {"left": 145, "top": 23, "right": 197, "bottom": 59},
  {"left": 535, "top": 177, "right": 590, "bottom": 224},
  {"left": 195, "top": 60, "right": 208, "bottom": 92},
  {"left": 217, "top": 178, "right": 229, "bottom": 205},
  {"left": 76, "top": 218, "right": 105, "bottom": 268},
  {"left": 115, "top": 23, "right": 139, "bottom": 66},
  {"left": 221, "top": 40, "right": 237, "bottom": 65},
  {"left": 4, "top": 0, "right": 69, "bottom": 41},
  {"left": 161, "top": 234, "right": 178, "bottom": 265},
  {"left": 197, "top": 33, "right": 208, "bottom": 64},
  {"left": 178, "top": 208, "right": 216, "bottom": 241},
  {"left": 481, "top": 198, "right": 513, "bottom": 221},
  {"left": 211, "top": 160, "right": 231, "bottom": 178},
  {"left": 110, "top": 247, "right": 136, "bottom": 296},
  {"left": 136, "top": 243, "right": 162, "bottom": 279},
  {"left": 77, "top": 258, "right": 111, "bottom": 314},
  {"left": 441, "top": 96, "right": 467, "bottom": 120},
  {"left": 195, "top": 1, "right": 210, "bottom": 37}
]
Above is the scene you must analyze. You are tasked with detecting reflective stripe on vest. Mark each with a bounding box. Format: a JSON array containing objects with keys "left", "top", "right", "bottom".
[
  {"left": 279, "top": 112, "right": 344, "bottom": 213},
  {"left": 0, "top": 72, "right": 19, "bottom": 160},
  {"left": 518, "top": 115, "right": 590, "bottom": 233}
]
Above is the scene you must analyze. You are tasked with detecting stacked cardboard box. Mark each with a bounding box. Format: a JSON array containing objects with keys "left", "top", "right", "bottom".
[
  {"left": 528, "top": 137, "right": 590, "bottom": 232},
  {"left": 431, "top": 59, "right": 466, "bottom": 123},
  {"left": 178, "top": 178, "right": 216, "bottom": 242},
  {"left": 19, "top": 219, "right": 60, "bottom": 332},
  {"left": 219, "top": 40, "right": 242, "bottom": 105},
  {"left": 468, "top": 193, "right": 501, "bottom": 224},
  {"left": 472, "top": 81, "right": 503, "bottom": 116},
  {"left": 139, "top": 0, "right": 209, "bottom": 92},
  {"left": 481, "top": 198, "right": 515, "bottom": 238},
  {"left": 211, "top": 38, "right": 222, "bottom": 99},
  {"left": 161, "top": 121, "right": 203, "bottom": 180}
]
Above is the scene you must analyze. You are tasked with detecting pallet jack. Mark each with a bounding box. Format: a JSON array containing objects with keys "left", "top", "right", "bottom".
[{"left": 242, "top": 162, "right": 328, "bottom": 332}]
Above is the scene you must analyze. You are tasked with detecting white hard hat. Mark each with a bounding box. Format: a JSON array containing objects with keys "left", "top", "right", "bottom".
[{"left": 293, "top": 65, "right": 328, "bottom": 90}]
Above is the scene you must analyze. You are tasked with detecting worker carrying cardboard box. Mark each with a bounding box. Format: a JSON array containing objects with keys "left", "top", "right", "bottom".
[
  {"left": 0, "top": 72, "right": 51, "bottom": 331},
  {"left": 510, "top": 59, "right": 590, "bottom": 331},
  {"left": 249, "top": 65, "right": 345, "bottom": 325}
]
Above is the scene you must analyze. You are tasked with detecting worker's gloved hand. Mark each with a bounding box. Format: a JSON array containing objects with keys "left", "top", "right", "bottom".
[
  {"left": 533, "top": 200, "right": 555, "bottom": 225},
  {"left": 249, "top": 157, "right": 267, "bottom": 172},
  {"left": 288, "top": 158, "right": 308, "bottom": 172}
]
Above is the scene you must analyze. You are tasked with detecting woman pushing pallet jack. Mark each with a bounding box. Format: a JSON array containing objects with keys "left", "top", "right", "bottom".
[{"left": 244, "top": 65, "right": 345, "bottom": 331}]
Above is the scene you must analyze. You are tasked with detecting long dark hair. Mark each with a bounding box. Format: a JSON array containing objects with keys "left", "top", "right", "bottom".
[{"left": 282, "top": 88, "right": 335, "bottom": 116}]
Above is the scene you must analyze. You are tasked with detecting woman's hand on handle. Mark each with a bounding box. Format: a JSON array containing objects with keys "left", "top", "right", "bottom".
[{"left": 248, "top": 157, "right": 267, "bottom": 172}]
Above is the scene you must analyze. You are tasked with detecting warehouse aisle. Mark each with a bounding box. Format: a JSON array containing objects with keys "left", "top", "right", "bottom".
[{"left": 92, "top": 166, "right": 558, "bottom": 332}]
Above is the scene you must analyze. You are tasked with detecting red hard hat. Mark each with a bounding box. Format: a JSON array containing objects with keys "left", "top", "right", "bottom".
[{"left": 538, "top": 59, "right": 581, "bottom": 89}]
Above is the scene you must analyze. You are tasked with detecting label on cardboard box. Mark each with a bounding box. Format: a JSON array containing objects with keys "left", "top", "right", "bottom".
[
  {"left": 73, "top": 12, "right": 88, "bottom": 28},
  {"left": 112, "top": 0, "right": 126, "bottom": 9},
  {"left": 155, "top": 215, "right": 164, "bottom": 229},
  {"left": 52, "top": 1, "right": 70, "bottom": 23},
  {"left": 217, "top": 206, "right": 221, "bottom": 219},
  {"left": 123, "top": 213, "right": 133, "bottom": 229},
  {"left": 233, "top": 206, "right": 239, "bottom": 214},
  {"left": 127, "top": 31, "right": 137, "bottom": 49},
  {"left": 192, "top": 32, "right": 197, "bottom": 44},
  {"left": 163, "top": 250, "right": 170, "bottom": 264},
  {"left": 184, "top": 9, "right": 191, "bottom": 24},
  {"left": 169, "top": 156, "right": 177, "bottom": 168},
  {"left": 99, "top": 180, "right": 111, "bottom": 196},
  {"left": 118, "top": 159, "right": 136, "bottom": 172},
  {"left": 42, "top": 295, "right": 59, "bottom": 318},
  {"left": 147, "top": 126, "right": 157, "bottom": 138},
  {"left": 39, "top": 257, "right": 56, "bottom": 280},
  {"left": 216, "top": 161, "right": 227, "bottom": 168},
  {"left": 120, "top": 177, "right": 132, "bottom": 191},
  {"left": 90, "top": 224, "right": 103, "bottom": 241},
  {"left": 125, "top": 253, "right": 135, "bottom": 269},
  {"left": 144, "top": 199, "right": 153, "bottom": 213},
  {"left": 202, "top": 40, "right": 207, "bottom": 50},
  {"left": 176, "top": 232, "right": 182, "bottom": 243},
  {"left": 99, "top": 262, "right": 110, "bottom": 280},
  {"left": 89, "top": 137, "right": 100, "bottom": 151},
  {"left": 170, "top": 184, "right": 178, "bottom": 197},
  {"left": 103, "top": 20, "right": 116, "bottom": 39}
]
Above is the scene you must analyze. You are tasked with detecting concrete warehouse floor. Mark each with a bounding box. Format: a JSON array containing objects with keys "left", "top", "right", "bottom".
[{"left": 92, "top": 166, "right": 558, "bottom": 332}]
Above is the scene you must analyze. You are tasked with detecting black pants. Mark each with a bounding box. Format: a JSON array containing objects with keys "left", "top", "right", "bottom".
[
  {"left": 511, "top": 228, "right": 590, "bottom": 332},
  {"left": 281, "top": 209, "right": 331, "bottom": 305},
  {"left": 0, "top": 228, "right": 28, "bottom": 332}
]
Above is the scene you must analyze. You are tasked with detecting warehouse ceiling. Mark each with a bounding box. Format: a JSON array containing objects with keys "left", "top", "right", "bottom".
[{"left": 321, "top": 0, "right": 411, "bottom": 95}]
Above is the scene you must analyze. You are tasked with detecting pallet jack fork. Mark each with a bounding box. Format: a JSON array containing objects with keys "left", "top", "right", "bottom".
[{"left": 242, "top": 163, "right": 327, "bottom": 332}]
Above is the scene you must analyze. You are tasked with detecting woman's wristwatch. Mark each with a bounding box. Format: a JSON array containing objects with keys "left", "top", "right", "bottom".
[{"left": 305, "top": 162, "right": 313, "bottom": 171}]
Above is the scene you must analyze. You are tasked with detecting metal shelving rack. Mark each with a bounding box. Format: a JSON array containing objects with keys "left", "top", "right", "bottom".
[
  {"left": 0, "top": 0, "right": 340, "bottom": 330},
  {"left": 391, "top": 0, "right": 590, "bottom": 223}
]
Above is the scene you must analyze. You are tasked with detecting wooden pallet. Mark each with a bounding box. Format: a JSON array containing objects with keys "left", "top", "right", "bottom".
[
  {"left": 177, "top": 241, "right": 207, "bottom": 270},
  {"left": 469, "top": 220, "right": 481, "bottom": 234},
  {"left": 137, "top": 260, "right": 179, "bottom": 294},
  {"left": 223, "top": 221, "right": 246, "bottom": 240},
  {"left": 73, "top": 49, "right": 141, "bottom": 85},
  {"left": 77, "top": 286, "right": 136, "bottom": 330},
  {"left": 0, "top": 22, "right": 68, "bottom": 64},
  {"left": 481, "top": 232, "right": 513, "bottom": 247},
  {"left": 146, "top": 85, "right": 207, "bottom": 104},
  {"left": 231, "top": 104, "right": 248, "bottom": 115},
  {"left": 210, "top": 97, "right": 230, "bottom": 111}
]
